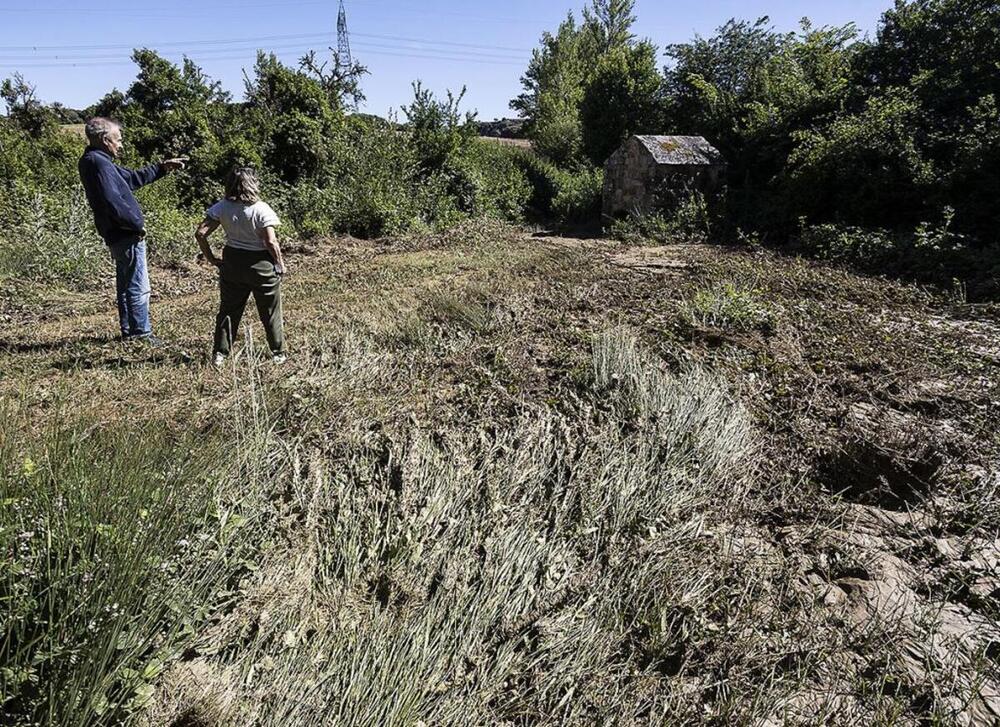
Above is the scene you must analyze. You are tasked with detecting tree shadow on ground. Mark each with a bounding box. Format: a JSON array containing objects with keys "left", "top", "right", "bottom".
[
  {"left": 0, "top": 333, "right": 196, "bottom": 369},
  {"left": 530, "top": 220, "right": 606, "bottom": 240},
  {"left": 0, "top": 334, "right": 117, "bottom": 355},
  {"left": 48, "top": 348, "right": 195, "bottom": 371}
]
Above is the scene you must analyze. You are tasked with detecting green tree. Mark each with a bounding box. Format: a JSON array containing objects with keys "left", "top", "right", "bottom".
[
  {"left": 579, "top": 41, "right": 662, "bottom": 164},
  {"left": 513, "top": 1, "right": 654, "bottom": 167},
  {"left": 1, "top": 73, "right": 57, "bottom": 139},
  {"left": 106, "top": 50, "right": 233, "bottom": 203},
  {"left": 859, "top": 0, "right": 1000, "bottom": 125},
  {"left": 87, "top": 89, "right": 126, "bottom": 121},
  {"left": 582, "top": 0, "right": 636, "bottom": 53},
  {"left": 298, "top": 50, "right": 369, "bottom": 111},
  {"left": 663, "top": 18, "right": 859, "bottom": 230},
  {"left": 857, "top": 0, "right": 1000, "bottom": 236},
  {"left": 511, "top": 14, "right": 595, "bottom": 164},
  {"left": 663, "top": 19, "right": 791, "bottom": 154},
  {"left": 244, "top": 52, "right": 344, "bottom": 182}
]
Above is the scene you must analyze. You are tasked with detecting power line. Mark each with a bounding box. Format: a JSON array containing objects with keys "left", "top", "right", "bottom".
[
  {"left": 0, "top": 0, "right": 546, "bottom": 25},
  {"left": 0, "top": 32, "right": 336, "bottom": 52},
  {"left": 0, "top": 31, "right": 531, "bottom": 55},
  {"left": 349, "top": 46, "right": 523, "bottom": 66},
  {"left": 0, "top": 41, "right": 525, "bottom": 63},
  {"left": 0, "top": 43, "right": 331, "bottom": 62},
  {"left": 0, "top": 45, "right": 526, "bottom": 70},
  {"left": 355, "top": 41, "right": 523, "bottom": 61},
  {"left": 353, "top": 32, "right": 529, "bottom": 53}
]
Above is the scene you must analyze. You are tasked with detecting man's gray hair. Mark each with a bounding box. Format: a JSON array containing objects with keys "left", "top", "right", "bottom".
[{"left": 84, "top": 117, "right": 119, "bottom": 146}]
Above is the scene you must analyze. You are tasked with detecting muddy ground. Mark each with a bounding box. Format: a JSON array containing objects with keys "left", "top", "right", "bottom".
[{"left": 2, "top": 222, "right": 998, "bottom": 724}]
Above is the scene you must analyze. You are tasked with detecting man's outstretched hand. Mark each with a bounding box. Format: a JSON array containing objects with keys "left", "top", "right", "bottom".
[{"left": 162, "top": 157, "right": 189, "bottom": 172}]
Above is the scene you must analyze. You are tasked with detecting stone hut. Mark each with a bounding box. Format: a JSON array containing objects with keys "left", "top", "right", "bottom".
[{"left": 602, "top": 135, "right": 725, "bottom": 220}]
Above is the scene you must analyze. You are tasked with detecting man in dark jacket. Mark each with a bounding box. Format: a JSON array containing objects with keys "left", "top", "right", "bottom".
[{"left": 78, "top": 117, "right": 187, "bottom": 344}]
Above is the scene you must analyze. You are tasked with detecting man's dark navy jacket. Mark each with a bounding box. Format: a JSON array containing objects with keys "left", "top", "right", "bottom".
[{"left": 78, "top": 148, "right": 165, "bottom": 246}]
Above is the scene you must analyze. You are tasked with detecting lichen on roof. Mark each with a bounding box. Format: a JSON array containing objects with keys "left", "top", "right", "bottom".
[{"left": 633, "top": 135, "right": 723, "bottom": 166}]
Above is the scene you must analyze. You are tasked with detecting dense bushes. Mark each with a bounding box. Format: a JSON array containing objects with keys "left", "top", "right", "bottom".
[
  {"left": 0, "top": 53, "right": 546, "bottom": 286},
  {"left": 610, "top": 186, "right": 715, "bottom": 245},
  {"left": 782, "top": 91, "right": 934, "bottom": 229},
  {"left": 512, "top": 0, "right": 1000, "bottom": 295},
  {"left": 0, "top": 118, "right": 105, "bottom": 281},
  {"left": 660, "top": 1, "right": 1000, "bottom": 293},
  {"left": 5, "top": 0, "right": 999, "bottom": 296},
  {"left": 797, "top": 215, "right": 1000, "bottom": 299},
  {"left": 509, "top": 151, "right": 603, "bottom": 223}
]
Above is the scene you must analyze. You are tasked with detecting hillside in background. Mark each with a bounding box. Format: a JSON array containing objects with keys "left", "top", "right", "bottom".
[{"left": 477, "top": 117, "right": 527, "bottom": 138}]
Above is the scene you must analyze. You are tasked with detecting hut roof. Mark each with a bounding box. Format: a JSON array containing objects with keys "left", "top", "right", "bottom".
[{"left": 633, "top": 135, "right": 723, "bottom": 166}]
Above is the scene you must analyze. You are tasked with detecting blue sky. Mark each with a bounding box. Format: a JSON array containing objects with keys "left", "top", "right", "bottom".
[{"left": 0, "top": 0, "right": 894, "bottom": 120}]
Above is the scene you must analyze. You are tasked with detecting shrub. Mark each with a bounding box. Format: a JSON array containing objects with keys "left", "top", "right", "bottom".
[
  {"left": 243, "top": 52, "right": 343, "bottom": 185},
  {"left": 550, "top": 165, "right": 603, "bottom": 222},
  {"left": 797, "top": 213, "right": 1000, "bottom": 300},
  {"left": 784, "top": 91, "right": 935, "bottom": 229},
  {"left": 450, "top": 142, "right": 532, "bottom": 221},
  {"left": 508, "top": 150, "right": 603, "bottom": 224},
  {"left": 509, "top": 150, "right": 562, "bottom": 216},
  {"left": 136, "top": 176, "right": 203, "bottom": 268},
  {"left": 532, "top": 111, "right": 584, "bottom": 167},
  {"left": 402, "top": 82, "right": 478, "bottom": 174},
  {"left": 0, "top": 182, "right": 104, "bottom": 284},
  {"left": 798, "top": 222, "right": 902, "bottom": 269},
  {"left": 291, "top": 119, "right": 423, "bottom": 238},
  {"left": 609, "top": 186, "right": 713, "bottom": 244},
  {"left": 685, "top": 281, "right": 777, "bottom": 332},
  {"left": 1, "top": 74, "right": 58, "bottom": 140},
  {"left": 113, "top": 51, "right": 234, "bottom": 205}
]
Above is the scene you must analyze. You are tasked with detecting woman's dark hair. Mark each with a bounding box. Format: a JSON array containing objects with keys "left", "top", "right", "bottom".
[{"left": 224, "top": 166, "right": 261, "bottom": 204}]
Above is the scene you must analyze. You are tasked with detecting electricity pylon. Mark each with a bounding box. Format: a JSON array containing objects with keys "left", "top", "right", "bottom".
[{"left": 337, "top": 0, "right": 353, "bottom": 70}]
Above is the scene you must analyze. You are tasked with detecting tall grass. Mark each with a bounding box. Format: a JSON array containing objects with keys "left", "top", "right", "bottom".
[
  {"left": 0, "top": 354, "right": 283, "bottom": 726},
  {"left": 2, "top": 316, "right": 763, "bottom": 725},
  {"left": 150, "top": 328, "right": 759, "bottom": 725},
  {"left": 0, "top": 184, "right": 104, "bottom": 284}
]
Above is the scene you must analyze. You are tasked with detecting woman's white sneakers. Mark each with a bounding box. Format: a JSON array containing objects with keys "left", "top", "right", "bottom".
[{"left": 211, "top": 352, "right": 286, "bottom": 368}]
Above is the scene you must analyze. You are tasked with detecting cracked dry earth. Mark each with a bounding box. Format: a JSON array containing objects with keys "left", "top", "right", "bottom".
[{"left": 3, "top": 223, "right": 1000, "bottom": 724}]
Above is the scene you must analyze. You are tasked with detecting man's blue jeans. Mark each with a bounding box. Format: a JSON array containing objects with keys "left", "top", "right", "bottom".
[{"left": 108, "top": 239, "right": 151, "bottom": 338}]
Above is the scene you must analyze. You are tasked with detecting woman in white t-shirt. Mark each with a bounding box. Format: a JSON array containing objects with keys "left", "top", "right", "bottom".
[{"left": 195, "top": 167, "right": 287, "bottom": 366}]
